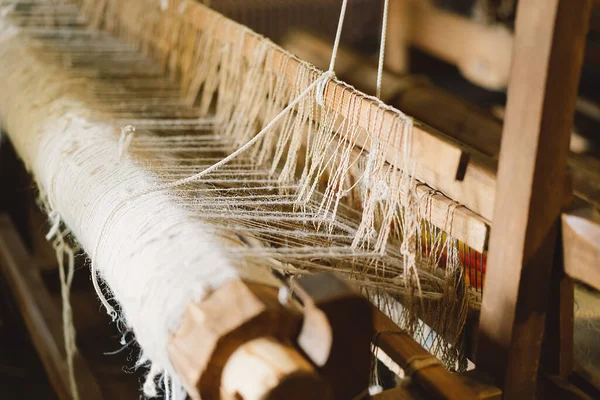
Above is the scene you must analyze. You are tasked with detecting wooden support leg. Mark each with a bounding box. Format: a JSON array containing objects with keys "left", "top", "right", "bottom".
[
  {"left": 475, "top": 0, "right": 591, "bottom": 398},
  {"left": 385, "top": 0, "right": 411, "bottom": 75},
  {"left": 541, "top": 233, "right": 575, "bottom": 381}
]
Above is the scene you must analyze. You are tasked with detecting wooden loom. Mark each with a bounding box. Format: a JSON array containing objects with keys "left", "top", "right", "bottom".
[{"left": 0, "top": 0, "right": 598, "bottom": 399}]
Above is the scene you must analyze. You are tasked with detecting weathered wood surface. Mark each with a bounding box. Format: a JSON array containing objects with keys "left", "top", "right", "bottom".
[
  {"left": 562, "top": 205, "right": 600, "bottom": 290},
  {"left": 476, "top": 1, "right": 590, "bottom": 398},
  {"left": 372, "top": 306, "right": 479, "bottom": 400}
]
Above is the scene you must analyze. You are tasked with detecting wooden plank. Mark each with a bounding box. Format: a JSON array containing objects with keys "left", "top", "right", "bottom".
[
  {"left": 414, "top": 184, "right": 489, "bottom": 252},
  {"left": 372, "top": 306, "right": 479, "bottom": 400},
  {"left": 371, "top": 385, "right": 424, "bottom": 399},
  {"left": 458, "top": 372, "right": 502, "bottom": 400},
  {"left": 384, "top": 0, "right": 411, "bottom": 75},
  {"left": 0, "top": 214, "right": 103, "bottom": 400},
  {"left": 562, "top": 205, "right": 600, "bottom": 290},
  {"left": 541, "top": 254, "right": 575, "bottom": 380},
  {"left": 569, "top": 154, "right": 600, "bottom": 210},
  {"left": 388, "top": 0, "right": 599, "bottom": 90},
  {"left": 409, "top": 1, "right": 513, "bottom": 91},
  {"left": 476, "top": 1, "right": 591, "bottom": 398}
]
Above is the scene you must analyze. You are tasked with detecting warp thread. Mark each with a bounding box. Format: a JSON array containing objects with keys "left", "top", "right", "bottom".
[{"left": 0, "top": 1, "right": 472, "bottom": 398}]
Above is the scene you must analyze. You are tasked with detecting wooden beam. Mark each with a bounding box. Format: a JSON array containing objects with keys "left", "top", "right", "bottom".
[
  {"left": 409, "top": 1, "right": 513, "bottom": 91},
  {"left": 372, "top": 305, "right": 479, "bottom": 400},
  {"left": 0, "top": 214, "right": 103, "bottom": 400},
  {"left": 562, "top": 205, "right": 600, "bottom": 290},
  {"left": 385, "top": 0, "right": 411, "bottom": 75},
  {"left": 476, "top": 1, "right": 591, "bottom": 398},
  {"left": 542, "top": 238, "right": 575, "bottom": 380},
  {"left": 388, "top": 0, "right": 600, "bottom": 91}
]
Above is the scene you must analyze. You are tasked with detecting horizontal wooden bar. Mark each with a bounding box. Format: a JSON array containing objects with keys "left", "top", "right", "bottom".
[{"left": 372, "top": 305, "right": 479, "bottom": 400}]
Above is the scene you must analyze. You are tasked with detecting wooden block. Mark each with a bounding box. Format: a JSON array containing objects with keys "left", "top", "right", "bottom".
[
  {"left": 562, "top": 206, "right": 600, "bottom": 291},
  {"left": 168, "top": 279, "right": 329, "bottom": 400},
  {"left": 220, "top": 337, "right": 331, "bottom": 400},
  {"left": 458, "top": 372, "right": 503, "bottom": 400}
]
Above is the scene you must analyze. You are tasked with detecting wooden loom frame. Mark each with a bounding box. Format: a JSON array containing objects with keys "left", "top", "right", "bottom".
[{"left": 0, "top": 0, "right": 598, "bottom": 398}]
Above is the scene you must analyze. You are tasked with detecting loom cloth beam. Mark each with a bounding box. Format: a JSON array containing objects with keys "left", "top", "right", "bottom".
[{"left": 476, "top": 0, "right": 591, "bottom": 397}]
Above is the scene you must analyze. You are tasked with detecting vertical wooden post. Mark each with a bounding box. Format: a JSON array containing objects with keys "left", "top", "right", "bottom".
[
  {"left": 475, "top": 0, "right": 590, "bottom": 398},
  {"left": 541, "top": 246, "right": 574, "bottom": 380},
  {"left": 385, "top": 0, "right": 411, "bottom": 74}
]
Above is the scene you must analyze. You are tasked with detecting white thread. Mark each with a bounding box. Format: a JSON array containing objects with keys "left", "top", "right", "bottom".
[
  {"left": 376, "top": 0, "right": 390, "bottom": 99},
  {"left": 164, "top": 373, "right": 171, "bottom": 400},
  {"left": 316, "top": 72, "right": 334, "bottom": 107},
  {"left": 118, "top": 124, "right": 136, "bottom": 160},
  {"left": 328, "top": 0, "right": 349, "bottom": 73},
  {"left": 278, "top": 285, "right": 290, "bottom": 305},
  {"left": 54, "top": 235, "right": 79, "bottom": 400},
  {"left": 143, "top": 363, "right": 161, "bottom": 397},
  {"left": 0, "top": 32, "right": 240, "bottom": 388},
  {"left": 45, "top": 210, "right": 61, "bottom": 240},
  {"left": 140, "top": 71, "right": 333, "bottom": 192}
]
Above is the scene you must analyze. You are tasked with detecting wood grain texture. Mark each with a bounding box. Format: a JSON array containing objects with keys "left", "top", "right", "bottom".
[
  {"left": 0, "top": 214, "right": 103, "bottom": 400},
  {"left": 220, "top": 337, "right": 330, "bottom": 400},
  {"left": 385, "top": 0, "right": 411, "bottom": 75},
  {"left": 542, "top": 250, "right": 575, "bottom": 380},
  {"left": 168, "top": 279, "right": 306, "bottom": 400},
  {"left": 476, "top": 0, "right": 591, "bottom": 398},
  {"left": 562, "top": 206, "right": 600, "bottom": 290},
  {"left": 372, "top": 306, "right": 479, "bottom": 400},
  {"left": 409, "top": 0, "right": 513, "bottom": 91}
]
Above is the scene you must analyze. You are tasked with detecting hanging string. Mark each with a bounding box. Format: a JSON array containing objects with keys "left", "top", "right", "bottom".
[
  {"left": 328, "top": 0, "right": 349, "bottom": 73},
  {"left": 376, "top": 0, "right": 390, "bottom": 99}
]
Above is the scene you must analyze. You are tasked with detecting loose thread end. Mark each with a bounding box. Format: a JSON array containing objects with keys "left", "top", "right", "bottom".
[{"left": 316, "top": 71, "right": 335, "bottom": 107}]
